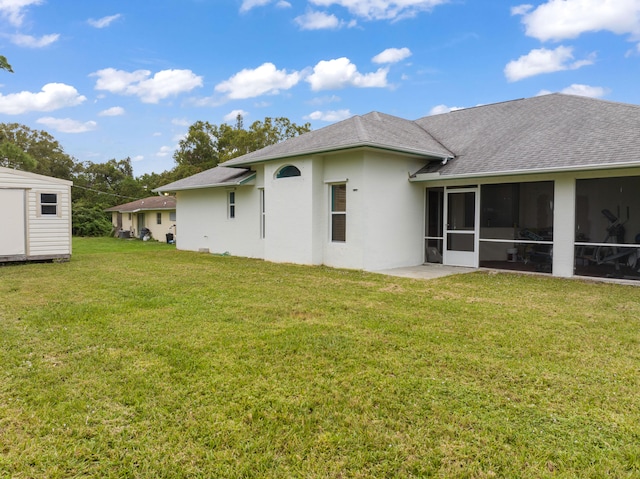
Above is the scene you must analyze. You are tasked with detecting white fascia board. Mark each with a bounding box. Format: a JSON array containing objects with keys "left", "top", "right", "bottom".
[
  {"left": 222, "top": 145, "right": 449, "bottom": 168},
  {"left": 154, "top": 176, "right": 256, "bottom": 193},
  {"left": 409, "top": 160, "right": 640, "bottom": 182}
]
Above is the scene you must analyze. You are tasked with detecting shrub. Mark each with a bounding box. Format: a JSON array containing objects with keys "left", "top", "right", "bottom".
[{"left": 72, "top": 204, "right": 113, "bottom": 236}]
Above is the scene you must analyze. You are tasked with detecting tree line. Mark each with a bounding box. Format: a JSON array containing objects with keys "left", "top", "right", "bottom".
[{"left": 0, "top": 116, "right": 310, "bottom": 236}]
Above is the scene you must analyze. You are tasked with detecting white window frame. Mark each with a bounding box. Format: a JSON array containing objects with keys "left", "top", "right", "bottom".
[
  {"left": 330, "top": 183, "right": 347, "bottom": 243},
  {"left": 227, "top": 190, "right": 236, "bottom": 219},
  {"left": 259, "top": 188, "right": 265, "bottom": 239},
  {"left": 38, "top": 192, "right": 59, "bottom": 217}
]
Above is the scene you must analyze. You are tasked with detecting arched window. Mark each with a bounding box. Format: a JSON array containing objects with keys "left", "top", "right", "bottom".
[{"left": 276, "top": 165, "right": 301, "bottom": 178}]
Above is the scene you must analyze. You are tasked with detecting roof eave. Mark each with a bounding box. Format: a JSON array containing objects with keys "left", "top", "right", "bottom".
[
  {"left": 223, "top": 144, "right": 451, "bottom": 167},
  {"left": 409, "top": 160, "right": 640, "bottom": 182},
  {"left": 154, "top": 173, "right": 256, "bottom": 193}
]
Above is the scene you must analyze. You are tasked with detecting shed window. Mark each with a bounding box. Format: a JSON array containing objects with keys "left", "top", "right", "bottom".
[
  {"left": 276, "top": 165, "right": 301, "bottom": 178},
  {"left": 40, "top": 193, "right": 57, "bottom": 215},
  {"left": 157, "top": 212, "right": 162, "bottom": 225}
]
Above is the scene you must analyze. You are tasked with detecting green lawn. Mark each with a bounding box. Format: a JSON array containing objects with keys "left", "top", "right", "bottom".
[{"left": 1, "top": 237, "right": 639, "bottom": 478}]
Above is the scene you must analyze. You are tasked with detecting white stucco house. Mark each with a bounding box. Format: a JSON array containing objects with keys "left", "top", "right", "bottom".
[
  {"left": 0, "top": 166, "right": 72, "bottom": 263},
  {"left": 156, "top": 94, "right": 640, "bottom": 281}
]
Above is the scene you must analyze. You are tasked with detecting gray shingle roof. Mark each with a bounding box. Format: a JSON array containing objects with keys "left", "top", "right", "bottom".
[
  {"left": 105, "top": 196, "right": 176, "bottom": 213},
  {"left": 154, "top": 166, "right": 255, "bottom": 193},
  {"left": 221, "top": 111, "right": 453, "bottom": 167},
  {"left": 413, "top": 94, "right": 640, "bottom": 177},
  {"left": 155, "top": 94, "right": 640, "bottom": 192}
]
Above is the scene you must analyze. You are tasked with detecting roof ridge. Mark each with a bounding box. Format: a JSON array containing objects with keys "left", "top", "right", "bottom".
[{"left": 353, "top": 114, "right": 369, "bottom": 143}]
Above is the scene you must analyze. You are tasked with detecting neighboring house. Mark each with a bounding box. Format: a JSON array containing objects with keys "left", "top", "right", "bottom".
[
  {"left": 0, "top": 166, "right": 72, "bottom": 263},
  {"left": 105, "top": 196, "right": 176, "bottom": 241},
  {"left": 155, "top": 94, "right": 640, "bottom": 281}
]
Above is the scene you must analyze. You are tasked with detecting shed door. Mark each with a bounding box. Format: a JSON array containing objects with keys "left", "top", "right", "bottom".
[{"left": 0, "top": 189, "right": 26, "bottom": 255}]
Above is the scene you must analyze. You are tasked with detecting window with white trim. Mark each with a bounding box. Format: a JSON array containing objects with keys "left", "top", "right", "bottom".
[
  {"left": 259, "top": 188, "right": 265, "bottom": 239},
  {"left": 40, "top": 193, "right": 58, "bottom": 215},
  {"left": 330, "top": 184, "right": 346, "bottom": 242},
  {"left": 276, "top": 165, "right": 301, "bottom": 178},
  {"left": 228, "top": 191, "right": 236, "bottom": 219}
]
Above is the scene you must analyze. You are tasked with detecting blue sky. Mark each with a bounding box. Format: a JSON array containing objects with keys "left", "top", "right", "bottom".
[{"left": 1, "top": 0, "right": 639, "bottom": 176}]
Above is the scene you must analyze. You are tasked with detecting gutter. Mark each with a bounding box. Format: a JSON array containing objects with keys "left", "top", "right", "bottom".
[{"left": 409, "top": 160, "right": 640, "bottom": 182}]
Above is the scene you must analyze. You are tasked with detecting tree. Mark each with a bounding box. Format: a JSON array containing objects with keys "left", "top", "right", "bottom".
[
  {"left": 172, "top": 115, "right": 311, "bottom": 178},
  {"left": 0, "top": 141, "right": 37, "bottom": 170},
  {"left": 73, "top": 157, "right": 145, "bottom": 207},
  {"left": 0, "top": 55, "right": 13, "bottom": 73},
  {"left": 0, "top": 123, "right": 76, "bottom": 180}
]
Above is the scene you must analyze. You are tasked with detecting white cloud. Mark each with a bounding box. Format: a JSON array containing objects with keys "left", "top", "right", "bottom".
[
  {"left": 308, "top": 94, "right": 342, "bottom": 105},
  {"left": 304, "top": 109, "right": 352, "bottom": 122},
  {"left": 515, "top": 0, "right": 640, "bottom": 42},
  {"left": 215, "top": 62, "right": 301, "bottom": 99},
  {"left": 132, "top": 155, "right": 144, "bottom": 162},
  {"left": 538, "top": 84, "right": 609, "bottom": 98},
  {"left": 240, "top": 0, "right": 291, "bottom": 11},
  {"left": 372, "top": 47, "right": 412, "bottom": 64},
  {"left": 306, "top": 57, "right": 388, "bottom": 90},
  {"left": 560, "top": 83, "right": 609, "bottom": 97},
  {"left": 0, "top": 0, "right": 42, "bottom": 27},
  {"left": 224, "top": 109, "right": 249, "bottom": 122},
  {"left": 91, "top": 68, "right": 203, "bottom": 103},
  {"left": 9, "top": 33, "right": 59, "bottom": 47},
  {"left": 98, "top": 106, "right": 125, "bottom": 116},
  {"left": 36, "top": 117, "right": 97, "bottom": 133},
  {"left": 511, "top": 4, "right": 533, "bottom": 16},
  {"left": 0, "top": 83, "right": 86, "bottom": 114},
  {"left": 504, "top": 46, "right": 594, "bottom": 82},
  {"left": 295, "top": 10, "right": 342, "bottom": 29},
  {"left": 88, "top": 14, "right": 122, "bottom": 28},
  {"left": 428, "top": 104, "right": 465, "bottom": 115},
  {"left": 309, "top": 0, "right": 448, "bottom": 21},
  {"left": 240, "top": 0, "right": 271, "bottom": 13},
  {"left": 156, "top": 146, "right": 173, "bottom": 157}
]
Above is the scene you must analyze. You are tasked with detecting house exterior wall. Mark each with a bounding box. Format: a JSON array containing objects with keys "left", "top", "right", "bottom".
[
  {"left": 0, "top": 166, "right": 72, "bottom": 262},
  {"left": 264, "top": 158, "right": 320, "bottom": 265},
  {"left": 257, "top": 150, "right": 426, "bottom": 271},
  {"left": 360, "top": 152, "right": 428, "bottom": 270},
  {"left": 175, "top": 183, "right": 263, "bottom": 258}
]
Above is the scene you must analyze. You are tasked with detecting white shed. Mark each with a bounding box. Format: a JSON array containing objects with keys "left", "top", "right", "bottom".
[{"left": 0, "top": 166, "right": 72, "bottom": 263}]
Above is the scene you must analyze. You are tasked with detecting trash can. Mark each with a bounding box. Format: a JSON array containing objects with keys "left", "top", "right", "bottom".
[{"left": 166, "top": 233, "right": 174, "bottom": 244}]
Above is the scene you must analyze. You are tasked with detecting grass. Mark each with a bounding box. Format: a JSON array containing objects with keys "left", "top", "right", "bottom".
[{"left": 1, "top": 237, "right": 639, "bottom": 478}]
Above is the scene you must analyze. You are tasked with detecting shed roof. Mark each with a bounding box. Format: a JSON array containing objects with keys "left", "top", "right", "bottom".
[
  {"left": 0, "top": 165, "right": 73, "bottom": 186},
  {"left": 105, "top": 196, "right": 176, "bottom": 213}
]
